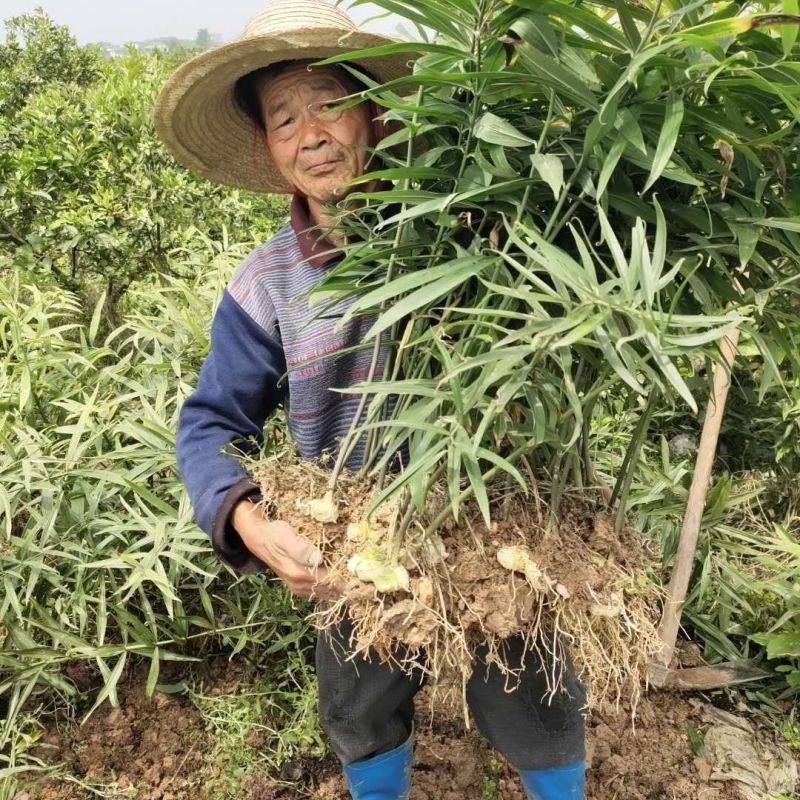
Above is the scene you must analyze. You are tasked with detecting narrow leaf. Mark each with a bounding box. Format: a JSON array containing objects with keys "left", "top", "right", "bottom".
[
  {"left": 530, "top": 153, "right": 564, "bottom": 199},
  {"left": 474, "top": 112, "right": 536, "bottom": 148},
  {"left": 644, "top": 95, "right": 685, "bottom": 192}
]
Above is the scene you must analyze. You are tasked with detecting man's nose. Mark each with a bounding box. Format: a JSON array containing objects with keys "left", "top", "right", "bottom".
[{"left": 299, "top": 115, "right": 330, "bottom": 150}]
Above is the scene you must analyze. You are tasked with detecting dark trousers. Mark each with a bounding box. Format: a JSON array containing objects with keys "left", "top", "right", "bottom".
[{"left": 316, "top": 621, "right": 586, "bottom": 771}]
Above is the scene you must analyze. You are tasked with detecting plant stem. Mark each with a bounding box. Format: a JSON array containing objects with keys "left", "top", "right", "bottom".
[
  {"left": 423, "top": 436, "right": 537, "bottom": 537},
  {"left": 361, "top": 0, "right": 494, "bottom": 480},
  {"left": 612, "top": 387, "right": 660, "bottom": 534},
  {"left": 327, "top": 86, "right": 426, "bottom": 493}
]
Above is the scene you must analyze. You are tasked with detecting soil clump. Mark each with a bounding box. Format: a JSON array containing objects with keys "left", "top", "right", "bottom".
[{"left": 251, "top": 456, "right": 662, "bottom": 708}]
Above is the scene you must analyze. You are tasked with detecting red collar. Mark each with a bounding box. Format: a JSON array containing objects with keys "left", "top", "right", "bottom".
[
  {"left": 290, "top": 193, "right": 342, "bottom": 269},
  {"left": 290, "top": 179, "right": 393, "bottom": 269}
]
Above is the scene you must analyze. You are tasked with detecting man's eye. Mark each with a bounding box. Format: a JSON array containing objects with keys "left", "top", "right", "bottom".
[{"left": 278, "top": 118, "right": 293, "bottom": 128}]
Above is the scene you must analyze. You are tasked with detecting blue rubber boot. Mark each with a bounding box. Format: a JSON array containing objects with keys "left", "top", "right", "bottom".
[
  {"left": 343, "top": 737, "right": 413, "bottom": 799},
  {"left": 520, "top": 761, "right": 586, "bottom": 800}
]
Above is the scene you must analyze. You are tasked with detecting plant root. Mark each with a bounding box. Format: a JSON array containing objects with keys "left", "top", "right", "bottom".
[{"left": 251, "top": 454, "right": 663, "bottom": 712}]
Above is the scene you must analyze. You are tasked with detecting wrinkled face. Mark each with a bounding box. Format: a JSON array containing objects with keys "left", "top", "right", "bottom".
[{"left": 260, "top": 62, "right": 373, "bottom": 202}]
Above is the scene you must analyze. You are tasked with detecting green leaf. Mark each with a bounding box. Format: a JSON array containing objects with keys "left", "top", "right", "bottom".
[
  {"left": 313, "top": 41, "right": 466, "bottom": 63},
  {"left": 738, "top": 216, "right": 800, "bottom": 232},
  {"left": 122, "top": 477, "right": 180, "bottom": 519},
  {"left": 18, "top": 368, "right": 30, "bottom": 411},
  {"left": 596, "top": 205, "right": 631, "bottom": 292},
  {"left": 729, "top": 222, "right": 759, "bottom": 268},
  {"left": 342, "top": 167, "right": 451, "bottom": 187},
  {"left": 365, "top": 257, "right": 493, "bottom": 339},
  {"left": 146, "top": 648, "right": 160, "bottom": 699},
  {"left": 648, "top": 198, "right": 667, "bottom": 307},
  {"left": 783, "top": 0, "right": 800, "bottom": 54},
  {"left": 752, "top": 630, "right": 800, "bottom": 659},
  {"left": 530, "top": 153, "right": 564, "bottom": 199},
  {"left": 513, "top": 0, "right": 627, "bottom": 49},
  {"left": 625, "top": 147, "right": 701, "bottom": 187},
  {"left": 342, "top": 256, "right": 486, "bottom": 319},
  {"left": 515, "top": 42, "right": 600, "bottom": 109},
  {"left": 343, "top": 255, "right": 493, "bottom": 328},
  {"left": 615, "top": 0, "right": 641, "bottom": 49},
  {"left": 688, "top": 725, "right": 705, "bottom": 757},
  {"left": 474, "top": 112, "right": 535, "bottom": 148},
  {"left": 644, "top": 332, "right": 698, "bottom": 412},
  {"left": 65, "top": 385, "right": 100, "bottom": 466},
  {"left": 462, "top": 448, "right": 491, "bottom": 525},
  {"left": 367, "top": 442, "right": 446, "bottom": 516},
  {"left": 551, "top": 311, "right": 612, "bottom": 349},
  {"left": 335, "top": 380, "right": 440, "bottom": 398},
  {"left": 88, "top": 290, "right": 106, "bottom": 346},
  {"left": 82, "top": 652, "right": 127, "bottom": 721},
  {"left": 678, "top": 13, "right": 800, "bottom": 41},
  {"left": 663, "top": 320, "right": 741, "bottom": 348},
  {"left": 596, "top": 327, "right": 645, "bottom": 395},
  {"left": 514, "top": 222, "right": 597, "bottom": 295},
  {"left": 644, "top": 95, "right": 685, "bottom": 193},
  {"left": 596, "top": 135, "right": 627, "bottom": 197},
  {"left": 676, "top": 15, "right": 755, "bottom": 40},
  {"left": 475, "top": 447, "right": 527, "bottom": 494}
]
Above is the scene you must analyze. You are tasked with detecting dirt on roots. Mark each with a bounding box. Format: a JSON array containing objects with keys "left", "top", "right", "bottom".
[{"left": 251, "top": 455, "right": 662, "bottom": 710}]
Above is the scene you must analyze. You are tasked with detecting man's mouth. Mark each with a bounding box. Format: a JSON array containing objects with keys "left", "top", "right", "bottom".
[{"left": 307, "top": 159, "right": 341, "bottom": 174}]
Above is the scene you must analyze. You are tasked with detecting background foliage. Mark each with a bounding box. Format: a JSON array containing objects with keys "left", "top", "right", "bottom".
[
  {"left": 0, "top": 12, "right": 307, "bottom": 795},
  {"left": 0, "top": 11, "right": 285, "bottom": 319}
]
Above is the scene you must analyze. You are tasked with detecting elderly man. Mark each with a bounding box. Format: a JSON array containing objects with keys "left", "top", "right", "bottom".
[{"left": 155, "top": 1, "right": 586, "bottom": 798}]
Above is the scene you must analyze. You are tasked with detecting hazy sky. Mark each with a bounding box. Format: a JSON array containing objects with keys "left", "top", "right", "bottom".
[{"left": 2, "top": 1, "right": 410, "bottom": 44}]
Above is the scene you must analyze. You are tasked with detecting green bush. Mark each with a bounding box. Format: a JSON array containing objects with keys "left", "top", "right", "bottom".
[
  {"left": 0, "top": 12, "right": 287, "bottom": 315},
  {"left": 0, "top": 9, "right": 101, "bottom": 119},
  {"left": 0, "top": 245, "right": 308, "bottom": 760},
  {"left": 0, "top": 11, "right": 305, "bottom": 790},
  {"left": 591, "top": 403, "right": 800, "bottom": 695},
  {"left": 309, "top": 0, "right": 800, "bottom": 538},
  {"left": 303, "top": 0, "right": 800, "bottom": 691}
]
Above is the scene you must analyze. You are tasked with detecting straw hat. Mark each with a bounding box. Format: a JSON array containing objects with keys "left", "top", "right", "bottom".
[{"left": 154, "top": 0, "right": 415, "bottom": 194}]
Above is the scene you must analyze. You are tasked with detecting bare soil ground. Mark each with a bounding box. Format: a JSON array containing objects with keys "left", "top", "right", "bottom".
[
  {"left": 246, "top": 690, "right": 742, "bottom": 800},
  {"left": 23, "top": 658, "right": 749, "bottom": 800}
]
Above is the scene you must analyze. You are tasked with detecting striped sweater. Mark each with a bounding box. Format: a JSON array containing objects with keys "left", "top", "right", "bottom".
[{"left": 175, "top": 192, "right": 387, "bottom": 573}]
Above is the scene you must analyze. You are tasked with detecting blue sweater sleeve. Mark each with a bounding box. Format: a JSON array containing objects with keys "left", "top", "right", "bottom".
[{"left": 176, "top": 288, "right": 286, "bottom": 572}]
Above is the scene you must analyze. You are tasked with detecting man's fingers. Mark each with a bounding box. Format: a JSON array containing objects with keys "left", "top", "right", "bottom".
[
  {"left": 237, "top": 517, "right": 333, "bottom": 599},
  {"left": 285, "top": 538, "right": 324, "bottom": 570},
  {"left": 282, "top": 562, "right": 327, "bottom": 583},
  {"left": 277, "top": 525, "right": 324, "bottom": 569},
  {"left": 277, "top": 559, "right": 333, "bottom": 593},
  {"left": 286, "top": 581, "right": 314, "bottom": 597},
  {"left": 291, "top": 569, "right": 341, "bottom": 600},
  {"left": 286, "top": 569, "right": 330, "bottom": 598}
]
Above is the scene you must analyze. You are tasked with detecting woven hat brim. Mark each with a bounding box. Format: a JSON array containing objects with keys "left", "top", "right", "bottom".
[{"left": 154, "top": 29, "right": 416, "bottom": 194}]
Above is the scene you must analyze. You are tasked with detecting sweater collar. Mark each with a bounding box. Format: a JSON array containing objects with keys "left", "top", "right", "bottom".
[
  {"left": 290, "top": 179, "right": 394, "bottom": 269},
  {"left": 290, "top": 193, "right": 341, "bottom": 269}
]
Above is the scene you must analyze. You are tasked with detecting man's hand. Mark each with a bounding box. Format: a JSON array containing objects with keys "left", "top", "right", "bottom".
[{"left": 232, "top": 499, "right": 334, "bottom": 597}]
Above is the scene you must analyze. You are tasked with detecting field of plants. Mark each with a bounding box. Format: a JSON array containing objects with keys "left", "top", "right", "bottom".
[{"left": 1, "top": 3, "right": 799, "bottom": 799}]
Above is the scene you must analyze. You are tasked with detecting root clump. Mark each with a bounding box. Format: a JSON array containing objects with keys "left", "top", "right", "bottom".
[{"left": 251, "top": 455, "right": 663, "bottom": 711}]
